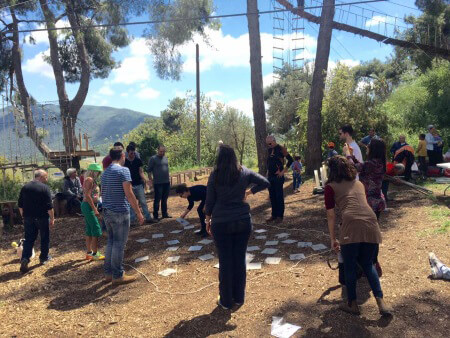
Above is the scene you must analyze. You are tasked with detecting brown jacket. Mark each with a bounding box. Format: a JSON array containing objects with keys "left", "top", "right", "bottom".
[{"left": 329, "top": 180, "right": 382, "bottom": 245}]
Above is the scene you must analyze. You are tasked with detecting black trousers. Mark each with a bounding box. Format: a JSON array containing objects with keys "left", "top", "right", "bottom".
[
  {"left": 22, "top": 216, "right": 50, "bottom": 261},
  {"left": 153, "top": 183, "right": 170, "bottom": 218},
  {"left": 268, "top": 176, "right": 285, "bottom": 218},
  {"left": 197, "top": 200, "right": 206, "bottom": 232},
  {"left": 212, "top": 218, "right": 252, "bottom": 308}
]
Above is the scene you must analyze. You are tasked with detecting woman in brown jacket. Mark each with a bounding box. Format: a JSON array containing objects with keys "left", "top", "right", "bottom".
[{"left": 325, "top": 156, "right": 392, "bottom": 316}]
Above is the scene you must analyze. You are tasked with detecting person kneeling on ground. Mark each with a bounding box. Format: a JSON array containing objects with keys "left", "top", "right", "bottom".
[
  {"left": 176, "top": 183, "right": 208, "bottom": 237},
  {"left": 81, "top": 163, "right": 105, "bottom": 261},
  {"left": 205, "top": 145, "right": 270, "bottom": 310},
  {"left": 325, "top": 156, "right": 393, "bottom": 316}
]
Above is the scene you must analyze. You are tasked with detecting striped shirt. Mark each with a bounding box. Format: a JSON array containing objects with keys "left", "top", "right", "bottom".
[{"left": 101, "top": 163, "right": 132, "bottom": 213}]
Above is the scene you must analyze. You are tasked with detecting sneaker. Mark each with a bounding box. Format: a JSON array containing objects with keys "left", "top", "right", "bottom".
[
  {"left": 112, "top": 273, "right": 137, "bottom": 285},
  {"left": 146, "top": 219, "right": 158, "bottom": 224},
  {"left": 339, "top": 301, "right": 360, "bottom": 315},
  {"left": 196, "top": 230, "right": 208, "bottom": 238},
  {"left": 376, "top": 297, "right": 393, "bottom": 316},
  {"left": 92, "top": 252, "right": 105, "bottom": 261},
  {"left": 86, "top": 252, "right": 94, "bottom": 260},
  {"left": 216, "top": 296, "right": 230, "bottom": 310},
  {"left": 20, "top": 258, "right": 29, "bottom": 274},
  {"left": 40, "top": 255, "right": 53, "bottom": 265},
  {"left": 162, "top": 214, "right": 172, "bottom": 219}
]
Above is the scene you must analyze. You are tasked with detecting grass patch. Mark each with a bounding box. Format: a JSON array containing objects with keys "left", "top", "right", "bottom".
[{"left": 428, "top": 205, "right": 450, "bottom": 234}]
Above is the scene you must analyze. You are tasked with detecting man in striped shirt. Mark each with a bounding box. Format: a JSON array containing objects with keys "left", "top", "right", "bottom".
[{"left": 101, "top": 149, "right": 144, "bottom": 285}]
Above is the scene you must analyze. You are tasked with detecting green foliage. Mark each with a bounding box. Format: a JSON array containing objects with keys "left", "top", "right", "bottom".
[
  {"left": 47, "top": 178, "right": 64, "bottom": 193},
  {"left": 146, "top": 0, "right": 220, "bottom": 80},
  {"left": 0, "top": 177, "right": 22, "bottom": 201},
  {"left": 138, "top": 134, "right": 160, "bottom": 169}
]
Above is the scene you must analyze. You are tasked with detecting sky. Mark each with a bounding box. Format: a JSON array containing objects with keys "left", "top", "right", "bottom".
[{"left": 13, "top": 0, "right": 423, "bottom": 117}]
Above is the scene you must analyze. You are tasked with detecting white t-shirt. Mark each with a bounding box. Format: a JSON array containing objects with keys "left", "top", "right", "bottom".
[{"left": 349, "top": 141, "right": 363, "bottom": 163}]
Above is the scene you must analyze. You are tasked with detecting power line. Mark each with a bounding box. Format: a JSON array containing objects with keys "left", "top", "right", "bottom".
[
  {"left": 387, "top": 1, "right": 422, "bottom": 12},
  {"left": 2, "top": 0, "right": 388, "bottom": 35}
]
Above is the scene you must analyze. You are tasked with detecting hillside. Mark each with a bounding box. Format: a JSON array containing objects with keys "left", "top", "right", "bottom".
[{"left": 0, "top": 105, "right": 157, "bottom": 160}]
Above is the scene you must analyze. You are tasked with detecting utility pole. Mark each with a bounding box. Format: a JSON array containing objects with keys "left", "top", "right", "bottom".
[
  {"left": 196, "top": 43, "right": 201, "bottom": 164},
  {"left": 305, "top": 0, "right": 335, "bottom": 174}
]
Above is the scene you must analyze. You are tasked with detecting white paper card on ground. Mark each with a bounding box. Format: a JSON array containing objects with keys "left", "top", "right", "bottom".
[
  {"left": 255, "top": 235, "right": 267, "bottom": 240},
  {"left": 136, "top": 238, "right": 149, "bottom": 243},
  {"left": 275, "top": 233, "right": 289, "bottom": 239},
  {"left": 246, "top": 253, "right": 255, "bottom": 263},
  {"left": 282, "top": 239, "right": 297, "bottom": 244},
  {"left": 158, "top": 268, "right": 177, "bottom": 277},
  {"left": 184, "top": 225, "right": 195, "bottom": 230},
  {"left": 214, "top": 263, "right": 220, "bottom": 269},
  {"left": 311, "top": 243, "right": 327, "bottom": 251},
  {"left": 247, "top": 246, "right": 261, "bottom": 252},
  {"left": 166, "top": 246, "right": 179, "bottom": 251},
  {"left": 265, "top": 257, "right": 281, "bottom": 265},
  {"left": 198, "top": 239, "right": 213, "bottom": 245},
  {"left": 199, "top": 254, "right": 214, "bottom": 261},
  {"left": 290, "top": 253, "right": 306, "bottom": 261},
  {"left": 254, "top": 229, "right": 267, "bottom": 233},
  {"left": 152, "top": 233, "right": 164, "bottom": 239},
  {"left": 271, "top": 316, "right": 301, "bottom": 338},
  {"left": 176, "top": 218, "right": 190, "bottom": 226},
  {"left": 166, "top": 256, "right": 180, "bottom": 263},
  {"left": 188, "top": 245, "right": 203, "bottom": 252},
  {"left": 298, "top": 242, "right": 313, "bottom": 248},
  {"left": 262, "top": 248, "right": 278, "bottom": 255},
  {"left": 265, "top": 240, "right": 279, "bottom": 246},
  {"left": 134, "top": 255, "right": 149, "bottom": 263},
  {"left": 170, "top": 230, "right": 183, "bottom": 234},
  {"left": 247, "top": 262, "right": 262, "bottom": 270},
  {"left": 167, "top": 240, "right": 180, "bottom": 245}
]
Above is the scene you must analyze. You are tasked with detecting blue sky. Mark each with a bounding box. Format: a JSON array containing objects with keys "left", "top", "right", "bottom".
[{"left": 17, "top": 0, "right": 422, "bottom": 117}]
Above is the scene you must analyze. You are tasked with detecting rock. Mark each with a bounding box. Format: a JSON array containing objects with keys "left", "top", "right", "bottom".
[{"left": 321, "top": 327, "right": 332, "bottom": 333}]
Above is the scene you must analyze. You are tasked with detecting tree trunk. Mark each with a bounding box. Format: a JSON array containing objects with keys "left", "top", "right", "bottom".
[
  {"left": 247, "top": 0, "right": 268, "bottom": 175},
  {"left": 305, "top": 0, "right": 334, "bottom": 175}
]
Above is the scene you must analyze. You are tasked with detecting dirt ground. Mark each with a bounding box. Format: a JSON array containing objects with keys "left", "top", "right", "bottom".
[{"left": 1, "top": 176, "right": 449, "bottom": 338}]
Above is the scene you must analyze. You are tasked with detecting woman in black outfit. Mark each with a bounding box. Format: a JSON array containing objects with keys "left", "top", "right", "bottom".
[{"left": 205, "top": 145, "right": 270, "bottom": 309}]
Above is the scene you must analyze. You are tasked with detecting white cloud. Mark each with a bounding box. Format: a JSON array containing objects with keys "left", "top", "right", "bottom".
[
  {"left": 205, "top": 91, "right": 224, "bottom": 98},
  {"left": 226, "top": 98, "right": 253, "bottom": 116},
  {"left": 23, "top": 50, "right": 54, "bottom": 79},
  {"left": 180, "top": 28, "right": 317, "bottom": 73},
  {"left": 27, "top": 20, "right": 70, "bottom": 45},
  {"left": 120, "top": 92, "right": 129, "bottom": 97},
  {"left": 328, "top": 59, "right": 360, "bottom": 70},
  {"left": 129, "top": 38, "right": 150, "bottom": 56},
  {"left": 365, "top": 15, "right": 392, "bottom": 28},
  {"left": 112, "top": 56, "right": 150, "bottom": 84},
  {"left": 263, "top": 73, "right": 276, "bottom": 87},
  {"left": 98, "top": 85, "right": 114, "bottom": 96},
  {"left": 136, "top": 87, "right": 160, "bottom": 100}
]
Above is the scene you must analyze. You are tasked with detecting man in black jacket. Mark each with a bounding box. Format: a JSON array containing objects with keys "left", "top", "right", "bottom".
[
  {"left": 18, "top": 169, "right": 55, "bottom": 273},
  {"left": 266, "top": 136, "right": 293, "bottom": 223}
]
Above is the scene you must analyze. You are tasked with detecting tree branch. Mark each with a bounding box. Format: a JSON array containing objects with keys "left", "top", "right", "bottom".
[{"left": 17, "top": 19, "right": 45, "bottom": 24}]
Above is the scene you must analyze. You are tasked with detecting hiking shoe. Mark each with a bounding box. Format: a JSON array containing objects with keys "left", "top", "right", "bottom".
[
  {"left": 86, "top": 252, "right": 94, "bottom": 260},
  {"left": 92, "top": 252, "right": 105, "bottom": 261},
  {"left": 112, "top": 273, "right": 137, "bottom": 286},
  {"left": 376, "top": 298, "right": 393, "bottom": 317},
  {"left": 196, "top": 230, "right": 208, "bottom": 238},
  {"left": 40, "top": 255, "right": 53, "bottom": 265},
  {"left": 146, "top": 219, "right": 158, "bottom": 224},
  {"left": 162, "top": 214, "right": 172, "bottom": 219},
  {"left": 216, "top": 296, "right": 231, "bottom": 310},
  {"left": 339, "top": 301, "right": 360, "bottom": 315},
  {"left": 20, "top": 258, "right": 29, "bottom": 274},
  {"left": 103, "top": 275, "right": 112, "bottom": 283}
]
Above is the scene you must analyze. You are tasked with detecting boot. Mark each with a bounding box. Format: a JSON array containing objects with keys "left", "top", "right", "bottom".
[
  {"left": 339, "top": 300, "right": 360, "bottom": 315},
  {"left": 376, "top": 297, "right": 393, "bottom": 316},
  {"left": 112, "top": 273, "right": 137, "bottom": 285}
]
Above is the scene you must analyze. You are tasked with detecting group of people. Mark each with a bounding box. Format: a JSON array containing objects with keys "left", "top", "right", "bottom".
[{"left": 17, "top": 122, "right": 447, "bottom": 315}]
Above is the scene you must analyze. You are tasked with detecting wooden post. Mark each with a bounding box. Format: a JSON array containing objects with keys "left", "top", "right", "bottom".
[
  {"left": 305, "top": 0, "right": 335, "bottom": 175},
  {"left": 196, "top": 43, "right": 201, "bottom": 164},
  {"left": 83, "top": 133, "right": 89, "bottom": 150},
  {"left": 79, "top": 130, "right": 82, "bottom": 150}
]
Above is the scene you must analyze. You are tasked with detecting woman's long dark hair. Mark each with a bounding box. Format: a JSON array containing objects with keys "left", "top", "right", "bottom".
[
  {"left": 214, "top": 145, "right": 241, "bottom": 186},
  {"left": 367, "top": 138, "right": 387, "bottom": 172},
  {"left": 326, "top": 155, "right": 357, "bottom": 184}
]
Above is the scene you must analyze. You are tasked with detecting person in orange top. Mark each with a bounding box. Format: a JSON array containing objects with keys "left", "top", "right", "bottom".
[
  {"left": 393, "top": 144, "right": 415, "bottom": 181},
  {"left": 416, "top": 134, "right": 427, "bottom": 177}
]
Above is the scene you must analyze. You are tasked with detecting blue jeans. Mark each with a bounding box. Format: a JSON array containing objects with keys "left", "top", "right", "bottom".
[
  {"left": 268, "top": 176, "right": 285, "bottom": 218},
  {"left": 153, "top": 183, "right": 170, "bottom": 218},
  {"left": 212, "top": 218, "right": 252, "bottom": 308},
  {"left": 103, "top": 209, "right": 130, "bottom": 279},
  {"left": 341, "top": 242, "right": 383, "bottom": 302},
  {"left": 293, "top": 173, "right": 302, "bottom": 190},
  {"left": 22, "top": 216, "right": 50, "bottom": 261},
  {"left": 130, "top": 184, "right": 152, "bottom": 222}
]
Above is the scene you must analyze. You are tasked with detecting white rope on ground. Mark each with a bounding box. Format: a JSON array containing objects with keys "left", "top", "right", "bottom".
[
  {"left": 253, "top": 222, "right": 329, "bottom": 237},
  {"left": 123, "top": 250, "right": 332, "bottom": 296}
]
